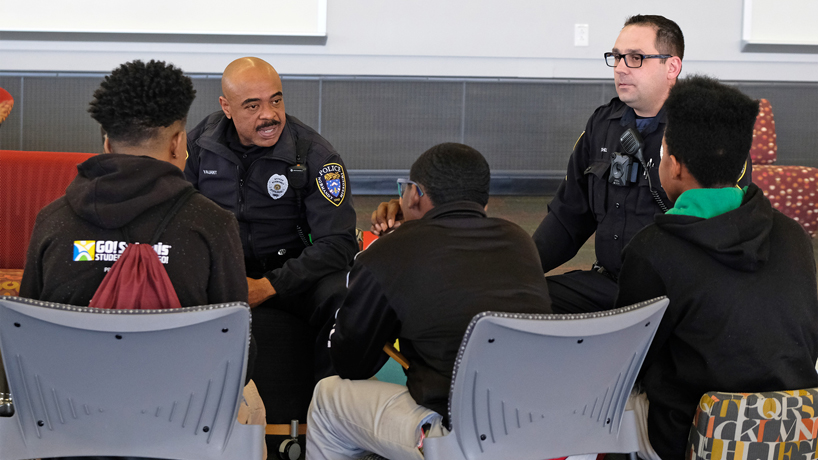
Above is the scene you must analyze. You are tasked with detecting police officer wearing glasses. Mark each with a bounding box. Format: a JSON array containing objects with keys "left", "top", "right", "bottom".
[
  {"left": 369, "top": 15, "right": 752, "bottom": 314},
  {"left": 532, "top": 14, "right": 752, "bottom": 314}
]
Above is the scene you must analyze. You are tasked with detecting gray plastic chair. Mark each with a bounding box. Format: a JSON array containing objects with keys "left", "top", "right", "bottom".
[
  {"left": 422, "top": 297, "right": 669, "bottom": 460},
  {"left": 0, "top": 296, "right": 263, "bottom": 460}
]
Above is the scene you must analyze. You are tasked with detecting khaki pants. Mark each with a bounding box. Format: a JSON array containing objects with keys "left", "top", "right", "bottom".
[
  {"left": 306, "top": 376, "right": 447, "bottom": 460},
  {"left": 238, "top": 380, "right": 268, "bottom": 460}
]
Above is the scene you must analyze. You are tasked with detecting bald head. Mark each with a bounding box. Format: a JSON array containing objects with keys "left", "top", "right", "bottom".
[
  {"left": 219, "top": 57, "right": 286, "bottom": 147},
  {"left": 222, "top": 57, "right": 281, "bottom": 99}
]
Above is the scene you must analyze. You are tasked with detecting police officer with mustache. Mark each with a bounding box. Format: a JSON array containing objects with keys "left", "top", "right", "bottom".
[{"left": 186, "top": 57, "right": 358, "bottom": 446}]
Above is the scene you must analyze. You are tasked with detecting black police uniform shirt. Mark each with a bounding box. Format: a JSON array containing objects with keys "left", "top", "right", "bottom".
[
  {"left": 532, "top": 97, "right": 753, "bottom": 277},
  {"left": 186, "top": 111, "right": 358, "bottom": 298}
]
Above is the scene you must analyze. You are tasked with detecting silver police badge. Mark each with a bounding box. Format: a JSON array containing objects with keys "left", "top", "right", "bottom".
[
  {"left": 267, "top": 174, "right": 288, "bottom": 200},
  {"left": 316, "top": 163, "right": 346, "bottom": 206}
]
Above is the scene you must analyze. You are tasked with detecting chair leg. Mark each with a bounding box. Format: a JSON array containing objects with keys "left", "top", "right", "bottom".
[{"left": 628, "top": 452, "right": 638, "bottom": 460}]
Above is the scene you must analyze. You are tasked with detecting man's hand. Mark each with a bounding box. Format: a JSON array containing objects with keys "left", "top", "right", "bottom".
[
  {"left": 247, "top": 276, "right": 277, "bottom": 308},
  {"left": 370, "top": 199, "right": 403, "bottom": 236}
]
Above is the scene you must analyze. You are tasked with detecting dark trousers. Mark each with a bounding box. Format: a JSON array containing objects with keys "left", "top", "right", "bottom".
[
  {"left": 546, "top": 269, "right": 618, "bottom": 314},
  {"left": 250, "top": 270, "right": 347, "bottom": 426}
]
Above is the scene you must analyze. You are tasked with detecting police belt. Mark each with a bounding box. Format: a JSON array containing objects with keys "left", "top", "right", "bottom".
[{"left": 245, "top": 247, "right": 305, "bottom": 279}]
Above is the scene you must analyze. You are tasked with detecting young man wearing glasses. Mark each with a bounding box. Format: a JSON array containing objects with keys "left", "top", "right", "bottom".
[
  {"left": 532, "top": 15, "right": 753, "bottom": 314},
  {"left": 306, "top": 143, "right": 552, "bottom": 460}
]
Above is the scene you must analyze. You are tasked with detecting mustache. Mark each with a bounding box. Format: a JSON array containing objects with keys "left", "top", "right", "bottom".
[{"left": 256, "top": 120, "right": 281, "bottom": 131}]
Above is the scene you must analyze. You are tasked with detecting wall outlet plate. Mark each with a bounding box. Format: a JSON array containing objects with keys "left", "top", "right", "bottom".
[{"left": 575, "top": 24, "right": 589, "bottom": 47}]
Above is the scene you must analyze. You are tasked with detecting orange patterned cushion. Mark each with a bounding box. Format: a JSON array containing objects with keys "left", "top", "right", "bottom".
[
  {"left": 688, "top": 389, "right": 818, "bottom": 460},
  {"left": 0, "top": 269, "right": 22, "bottom": 297},
  {"left": 750, "top": 99, "right": 777, "bottom": 165},
  {"left": 0, "top": 100, "right": 12, "bottom": 124},
  {"left": 752, "top": 165, "right": 818, "bottom": 237}
]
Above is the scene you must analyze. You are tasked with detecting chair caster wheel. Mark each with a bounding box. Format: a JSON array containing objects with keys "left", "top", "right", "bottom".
[
  {"left": 279, "top": 437, "right": 301, "bottom": 460},
  {"left": 278, "top": 419, "right": 303, "bottom": 460}
]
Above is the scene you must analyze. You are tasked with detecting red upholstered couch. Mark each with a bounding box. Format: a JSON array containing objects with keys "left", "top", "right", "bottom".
[
  {"left": 750, "top": 100, "right": 818, "bottom": 238},
  {"left": 0, "top": 150, "right": 95, "bottom": 296}
]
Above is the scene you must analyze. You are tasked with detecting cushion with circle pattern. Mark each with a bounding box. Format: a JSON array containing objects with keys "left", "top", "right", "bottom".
[
  {"left": 752, "top": 165, "right": 818, "bottom": 238},
  {"left": 749, "top": 99, "right": 777, "bottom": 165},
  {"left": 0, "top": 269, "right": 22, "bottom": 297}
]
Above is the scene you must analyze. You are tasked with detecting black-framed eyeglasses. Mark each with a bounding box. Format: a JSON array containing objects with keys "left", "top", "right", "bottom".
[
  {"left": 397, "top": 178, "right": 424, "bottom": 197},
  {"left": 604, "top": 52, "right": 673, "bottom": 68}
]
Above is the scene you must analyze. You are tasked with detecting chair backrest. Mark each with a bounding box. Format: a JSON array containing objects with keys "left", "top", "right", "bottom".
[
  {"left": 0, "top": 296, "right": 263, "bottom": 460},
  {"left": 688, "top": 388, "right": 818, "bottom": 460},
  {"left": 0, "top": 150, "right": 96, "bottom": 269},
  {"left": 749, "top": 99, "right": 777, "bottom": 165},
  {"left": 423, "top": 297, "right": 668, "bottom": 460}
]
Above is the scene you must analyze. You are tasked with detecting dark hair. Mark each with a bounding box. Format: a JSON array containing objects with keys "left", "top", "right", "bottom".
[
  {"left": 664, "top": 75, "right": 758, "bottom": 188},
  {"left": 89, "top": 60, "right": 196, "bottom": 145},
  {"left": 624, "top": 15, "right": 685, "bottom": 60},
  {"left": 410, "top": 143, "right": 490, "bottom": 207}
]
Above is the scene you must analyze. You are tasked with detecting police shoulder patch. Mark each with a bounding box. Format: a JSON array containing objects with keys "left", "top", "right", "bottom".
[{"left": 316, "top": 163, "right": 346, "bottom": 206}]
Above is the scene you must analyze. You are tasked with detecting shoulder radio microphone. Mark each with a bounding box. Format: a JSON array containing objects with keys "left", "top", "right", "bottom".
[{"left": 607, "top": 128, "right": 668, "bottom": 212}]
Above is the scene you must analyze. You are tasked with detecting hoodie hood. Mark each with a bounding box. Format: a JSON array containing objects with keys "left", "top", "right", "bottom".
[
  {"left": 66, "top": 154, "right": 193, "bottom": 229},
  {"left": 654, "top": 183, "right": 773, "bottom": 272}
]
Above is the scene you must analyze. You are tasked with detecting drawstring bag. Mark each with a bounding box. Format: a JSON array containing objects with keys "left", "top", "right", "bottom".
[{"left": 89, "top": 188, "right": 196, "bottom": 310}]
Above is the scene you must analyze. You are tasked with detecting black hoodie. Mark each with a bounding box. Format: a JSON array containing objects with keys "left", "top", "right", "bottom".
[
  {"left": 21, "top": 154, "right": 248, "bottom": 309},
  {"left": 20, "top": 154, "right": 254, "bottom": 459},
  {"left": 616, "top": 183, "right": 818, "bottom": 460},
  {"left": 329, "top": 201, "right": 553, "bottom": 422}
]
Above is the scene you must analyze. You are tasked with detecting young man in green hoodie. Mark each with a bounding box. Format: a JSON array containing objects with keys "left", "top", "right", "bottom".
[{"left": 615, "top": 75, "right": 818, "bottom": 460}]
